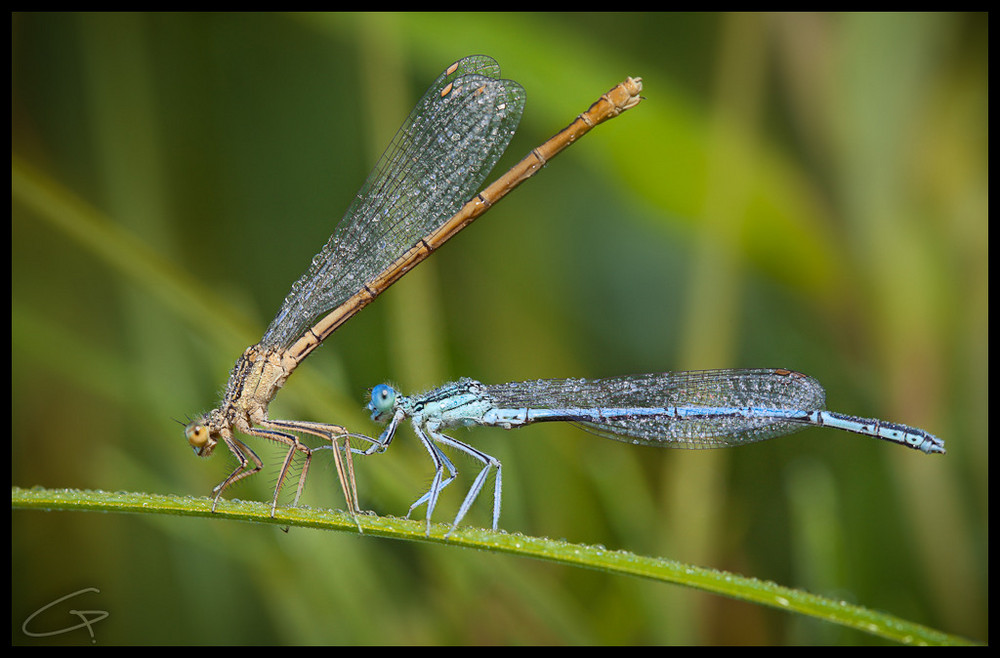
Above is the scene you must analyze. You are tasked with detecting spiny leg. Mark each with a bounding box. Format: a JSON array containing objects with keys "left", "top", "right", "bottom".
[
  {"left": 264, "top": 419, "right": 366, "bottom": 530},
  {"left": 410, "top": 422, "right": 458, "bottom": 535},
  {"left": 245, "top": 424, "right": 312, "bottom": 517},
  {"left": 428, "top": 429, "right": 502, "bottom": 536},
  {"left": 212, "top": 435, "right": 264, "bottom": 511},
  {"left": 407, "top": 443, "right": 458, "bottom": 519}
]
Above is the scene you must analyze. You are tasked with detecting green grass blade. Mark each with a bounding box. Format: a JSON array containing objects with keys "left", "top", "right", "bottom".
[{"left": 12, "top": 486, "right": 973, "bottom": 646}]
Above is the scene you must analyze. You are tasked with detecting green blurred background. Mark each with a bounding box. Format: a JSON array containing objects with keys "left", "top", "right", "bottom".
[{"left": 12, "top": 12, "right": 986, "bottom": 645}]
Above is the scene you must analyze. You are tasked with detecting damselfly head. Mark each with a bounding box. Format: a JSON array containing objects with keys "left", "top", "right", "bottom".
[
  {"left": 368, "top": 384, "right": 397, "bottom": 422},
  {"left": 186, "top": 420, "right": 218, "bottom": 457}
]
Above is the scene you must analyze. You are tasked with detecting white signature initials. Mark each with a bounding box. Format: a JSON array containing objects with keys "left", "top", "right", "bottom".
[{"left": 22, "top": 587, "right": 109, "bottom": 643}]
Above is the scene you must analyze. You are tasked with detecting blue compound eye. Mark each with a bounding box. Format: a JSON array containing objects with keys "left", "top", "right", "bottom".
[{"left": 369, "top": 384, "right": 396, "bottom": 415}]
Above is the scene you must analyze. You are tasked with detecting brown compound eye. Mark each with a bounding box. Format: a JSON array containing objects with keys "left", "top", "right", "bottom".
[{"left": 186, "top": 423, "right": 215, "bottom": 455}]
